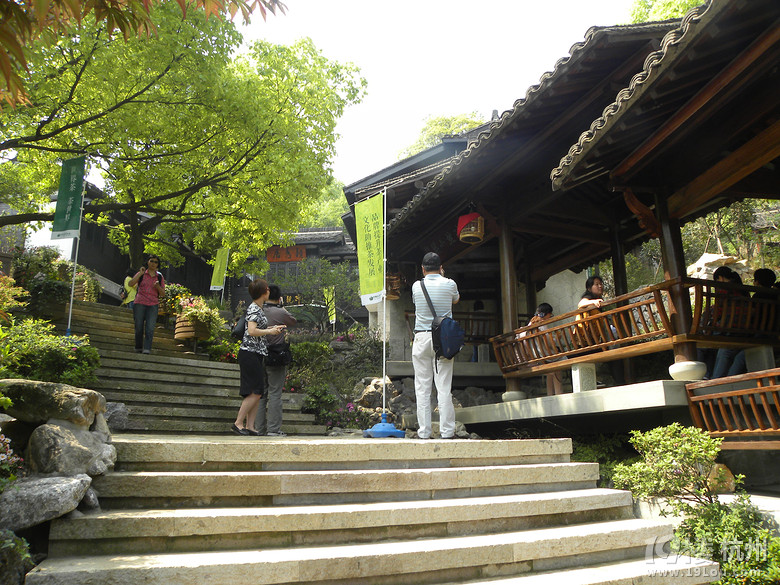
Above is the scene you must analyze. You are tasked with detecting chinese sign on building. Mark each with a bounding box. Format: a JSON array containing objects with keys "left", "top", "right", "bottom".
[{"left": 266, "top": 245, "right": 306, "bottom": 263}]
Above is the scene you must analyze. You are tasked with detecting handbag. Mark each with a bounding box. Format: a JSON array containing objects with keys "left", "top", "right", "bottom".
[
  {"left": 266, "top": 342, "right": 292, "bottom": 366},
  {"left": 231, "top": 315, "right": 246, "bottom": 340},
  {"left": 420, "top": 280, "right": 465, "bottom": 360}
]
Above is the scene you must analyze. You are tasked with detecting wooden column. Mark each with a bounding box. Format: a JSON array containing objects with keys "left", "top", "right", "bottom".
[
  {"left": 523, "top": 249, "right": 536, "bottom": 318},
  {"left": 499, "top": 220, "right": 523, "bottom": 396},
  {"left": 655, "top": 193, "right": 696, "bottom": 362},
  {"left": 610, "top": 225, "right": 628, "bottom": 297}
]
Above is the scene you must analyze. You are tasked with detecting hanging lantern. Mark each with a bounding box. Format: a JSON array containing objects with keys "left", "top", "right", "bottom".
[
  {"left": 457, "top": 212, "right": 484, "bottom": 244},
  {"left": 386, "top": 273, "right": 402, "bottom": 300}
]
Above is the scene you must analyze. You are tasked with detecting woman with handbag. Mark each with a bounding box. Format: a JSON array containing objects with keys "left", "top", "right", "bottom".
[
  {"left": 232, "top": 279, "right": 287, "bottom": 436},
  {"left": 255, "top": 285, "right": 297, "bottom": 437}
]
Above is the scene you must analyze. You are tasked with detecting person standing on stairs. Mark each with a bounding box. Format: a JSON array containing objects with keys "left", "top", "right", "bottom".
[
  {"left": 232, "top": 278, "right": 287, "bottom": 436},
  {"left": 128, "top": 255, "right": 165, "bottom": 355},
  {"left": 411, "top": 252, "right": 460, "bottom": 439},
  {"left": 121, "top": 268, "right": 137, "bottom": 309},
  {"left": 255, "top": 284, "right": 297, "bottom": 437}
]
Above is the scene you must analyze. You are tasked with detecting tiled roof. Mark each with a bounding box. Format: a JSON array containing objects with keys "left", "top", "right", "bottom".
[
  {"left": 387, "top": 21, "right": 677, "bottom": 234},
  {"left": 550, "top": 1, "right": 715, "bottom": 189}
]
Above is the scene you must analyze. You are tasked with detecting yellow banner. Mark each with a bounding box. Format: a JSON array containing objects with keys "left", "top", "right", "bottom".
[
  {"left": 209, "top": 248, "right": 229, "bottom": 291},
  {"left": 324, "top": 286, "right": 336, "bottom": 324},
  {"left": 355, "top": 192, "right": 384, "bottom": 305}
]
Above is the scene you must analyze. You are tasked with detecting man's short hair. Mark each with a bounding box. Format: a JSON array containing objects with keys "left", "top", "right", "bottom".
[
  {"left": 268, "top": 284, "right": 282, "bottom": 301},
  {"left": 754, "top": 268, "right": 776, "bottom": 288},
  {"left": 422, "top": 252, "right": 441, "bottom": 270}
]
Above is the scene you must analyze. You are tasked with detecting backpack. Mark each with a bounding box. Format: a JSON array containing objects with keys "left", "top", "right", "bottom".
[
  {"left": 231, "top": 314, "right": 246, "bottom": 340},
  {"left": 420, "top": 280, "right": 465, "bottom": 360}
]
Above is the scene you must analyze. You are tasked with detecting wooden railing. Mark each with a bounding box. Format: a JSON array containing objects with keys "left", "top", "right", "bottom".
[
  {"left": 491, "top": 278, "right": 780, "bottom": 378},
  {"left": 686, "top": 369, "right": 780, "bottom": 449}
]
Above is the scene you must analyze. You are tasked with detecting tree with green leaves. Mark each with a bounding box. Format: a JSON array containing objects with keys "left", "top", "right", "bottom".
[
  {"left": 271, "top": 257, "right": 360, "bottom": 331},
  {"left": 629, "top": 0, "right": 701, "bottom": 23},
  {"left": 303, "top": 180, "right": 348, "bottom": 229},
  {"left": 398, "top": 112, "right": 487, "bottom": 159},
  {"left": 0, "top": 0, "right": 285, "bottom": 107},
  {"left": 0, "top": 7, "right": 366, "bottom": 272}
]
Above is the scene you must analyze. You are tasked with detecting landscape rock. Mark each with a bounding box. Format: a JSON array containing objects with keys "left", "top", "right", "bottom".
[
  {"left": 27, "top": 422, "right": 116, "bottom": 477},
  {"left": 104, "top": 402, "right": 129, "bottom": 432},
  {"left": 0, "top": 380, "right": 105, "bottom": 427},
  {"left": 78, "top": 487, "right": 101, "bottom": 511},
  {"left": 0, "top": 529, "right": 34, "bottom": 585},
  {"left": 0, "top": 474, "right": 91, "bottom": 532}
]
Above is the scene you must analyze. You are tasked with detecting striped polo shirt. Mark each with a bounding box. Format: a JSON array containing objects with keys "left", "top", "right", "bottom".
[{"left": 412, "top": 274, "right": 460, "bottom": 332}]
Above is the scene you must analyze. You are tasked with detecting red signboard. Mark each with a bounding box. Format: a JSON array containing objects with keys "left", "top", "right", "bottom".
[{"left": 267, "top": 245, "right": 306, "bottom": 263}]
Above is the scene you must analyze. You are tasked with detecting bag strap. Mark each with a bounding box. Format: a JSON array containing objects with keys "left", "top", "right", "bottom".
[{"left": 419, "top": 280, "right": 438, "bottom": 320}]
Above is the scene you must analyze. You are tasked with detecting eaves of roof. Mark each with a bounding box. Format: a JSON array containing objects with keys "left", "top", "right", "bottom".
[
  {"left": 549, "top": 1, "right": 717, "bottom": 190},
  {"left": 387, "top": 20, "right": 678, "bottom": 235}
]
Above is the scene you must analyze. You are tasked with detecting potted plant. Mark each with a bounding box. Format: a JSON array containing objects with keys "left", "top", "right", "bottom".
[
  {"left": 160, "top": 283, "right": 191, "bottom": 317},
  {"left": 73, "top": 270, "right": 101, "bottom": 302},
  {"left": 174, "top": 296, "right": 225, "bottom": 341}
]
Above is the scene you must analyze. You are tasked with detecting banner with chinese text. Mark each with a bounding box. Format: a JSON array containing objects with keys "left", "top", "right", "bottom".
[
  {"left": 354, "top": 192, "right": 384, "bottom": 305},
  {"left": 52, "top": 156, "right": 86, "bottom": 239}
]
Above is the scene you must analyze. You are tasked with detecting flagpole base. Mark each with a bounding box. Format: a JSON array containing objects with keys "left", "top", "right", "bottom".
[{"left": 363, "top": 413, "right": 405, "bottom": 438}]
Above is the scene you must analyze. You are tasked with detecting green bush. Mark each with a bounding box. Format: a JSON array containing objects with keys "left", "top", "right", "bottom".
[
  {"left": 0, "top": 318, "right": 100, "bottom": 387},
  {"left": 571, "top": 434, "right": 637, "bottom": 488},
  {"left": 613, "top": 424, "right": 780, "bottom": 584}
]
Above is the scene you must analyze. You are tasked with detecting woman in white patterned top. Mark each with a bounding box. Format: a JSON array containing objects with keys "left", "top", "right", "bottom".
[{"left": 231, "top": 279, "right": 287, "bottom": 436}]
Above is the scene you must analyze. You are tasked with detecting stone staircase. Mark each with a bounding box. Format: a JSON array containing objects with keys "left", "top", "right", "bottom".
[
  {"left": 55, "top": 301, "right": 325, "bottom": 436},
  {"left": 25, "top": 436, "right": 720, "bottom": 584}
]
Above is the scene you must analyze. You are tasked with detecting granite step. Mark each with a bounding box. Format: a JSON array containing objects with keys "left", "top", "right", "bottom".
[
  {"left": 120, "top": 418, "right": 325, "bottom": 437},
  {"left": 110, "top": 436, "right": 574, "bottom": 471},
  {"left": 48, "top": 488, "right": 634, "bottom": 556},
  {"left": 24, "top": 518, "right": 676, "bottom": 585},
  {"left": 91, "top": 461, "right": 599, "bottom": 508}
]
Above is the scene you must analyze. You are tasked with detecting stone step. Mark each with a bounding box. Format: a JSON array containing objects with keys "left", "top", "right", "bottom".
[
  {"left": 439, "top": 557, "right": 720, "bottom": 584},
  {"left": 97, "top": 388, "right": 303, "bottom": 411},
  {"left": 48, "top": 488, "right": 634, "bottom": 556},
  {"left": 111, "top": 436, "right": 574, "bottom": 471},
  {"left": 91, "top": 461, "right": 599, "bottom": 508},
  {"left": 95, "top": 366, "right": 239, "bottom": 389},
  {"left": 98, "top": 349, "right": 239, "bottom": 372},
  {"left": 120, "top": 419, "right": 326, "bottom": 437},
  {"left": 112, "top": 404, "right": 315, "bottom": 423},
  {"left": 24, "top": 518, "right": 675, "bottom": 585}
]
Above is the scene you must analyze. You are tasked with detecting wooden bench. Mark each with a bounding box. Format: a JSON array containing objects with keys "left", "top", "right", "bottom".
[
  {"left": 686, "top": 369, "right": 780, "bottom": 450},
  {"left": 491, "top": 278, "right": 780, "bottom": 387}
]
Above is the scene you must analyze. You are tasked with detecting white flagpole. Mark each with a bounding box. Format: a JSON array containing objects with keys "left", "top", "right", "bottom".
[
  {"left": 66, "top": 180, "right": 86, "bottom": 337},
  {"left": 382, "top": 186, "right": 387, "bottom": 413}
]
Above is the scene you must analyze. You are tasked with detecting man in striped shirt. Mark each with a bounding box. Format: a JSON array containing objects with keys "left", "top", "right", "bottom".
[{"left": 411, "top": 252, "right": 460, "bottom": 439}]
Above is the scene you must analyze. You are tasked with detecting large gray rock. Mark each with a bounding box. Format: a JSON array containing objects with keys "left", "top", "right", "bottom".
[
  {"left": 27, "top": 422, "right": 116, "bottom": 477},
  {"left": 0, "top": 380, "right": 105, "bottom": 427},
  {"left": 104, "top": 402, "right": 129, "bottom": 431},
  {"left": 0, "top": 474, "right": 91, "bottom": 532}
]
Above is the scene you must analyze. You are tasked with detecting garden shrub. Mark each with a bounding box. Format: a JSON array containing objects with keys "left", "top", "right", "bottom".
[
  {"left": 612, "top": 423, "right": 780, "bottom": 584},
  {"left": 0, "top": 318, "right": 100, "bottom": 387},
  {"left": 571, "top": 434, "right": 637, "bottom": 488}
]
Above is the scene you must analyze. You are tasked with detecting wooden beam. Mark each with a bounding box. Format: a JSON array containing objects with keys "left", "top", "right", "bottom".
[
  {"left": 669, "top": 119, "right": 780, "bottom": 218},
  {"left": 513, "top": 219, "right": 608, "bottom": 244},
  {"left": 612, "top": 22, "right": 780, "bottom": 182}
]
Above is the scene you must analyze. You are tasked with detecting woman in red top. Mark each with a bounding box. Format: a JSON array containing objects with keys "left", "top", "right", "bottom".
[{"left": 128, "top": 255, "right": 165, "bottom": 354}]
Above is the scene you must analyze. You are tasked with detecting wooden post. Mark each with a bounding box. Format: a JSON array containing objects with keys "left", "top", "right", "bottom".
[
  {"left": 610, "top": 224, "right": 631, "bottom": 382},
  {"left": 499, "top": 220, "right": 523, "bottom": 398},
  {"left": 655, "top": 193, "right": 696, "bottom": 362}
]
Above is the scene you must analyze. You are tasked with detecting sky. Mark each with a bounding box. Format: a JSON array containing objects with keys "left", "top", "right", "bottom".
[{"left": 242, "top": 0, "right": 635, "bottom": 186}]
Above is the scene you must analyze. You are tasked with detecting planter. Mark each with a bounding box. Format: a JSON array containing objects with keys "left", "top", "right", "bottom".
[{"left": 174, "top": 315, "right": 210, "bottom": 341}]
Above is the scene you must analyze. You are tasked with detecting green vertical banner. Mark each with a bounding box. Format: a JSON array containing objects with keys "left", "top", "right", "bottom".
[
  {"left": 52, "top": 156, "right": 86, "bottom": 240},
  {"left": 210, "top": 248, "right": 230, "bottom": 291},
  {"left": 323, "top": 286, "right": 336, "bottom": 324},
  {"left": 354, "top": 192, "right": 384, "bottom": 305}
]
